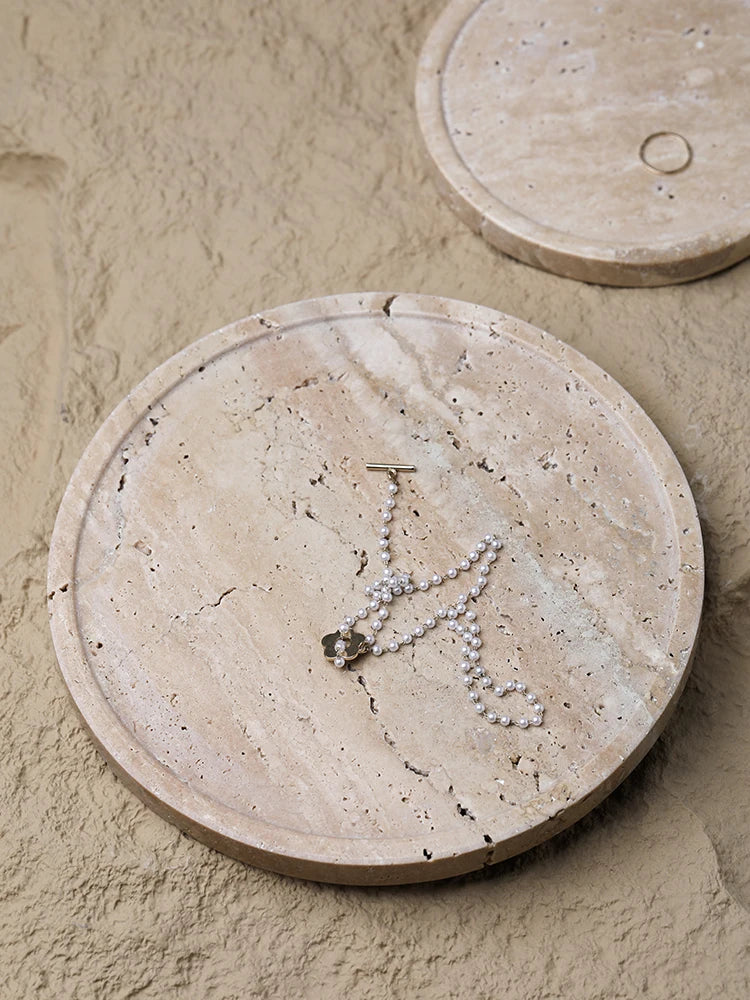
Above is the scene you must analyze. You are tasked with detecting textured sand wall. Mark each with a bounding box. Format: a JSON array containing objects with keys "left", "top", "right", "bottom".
[{"left": 1, "top": 1, "right": 748, "bottom": 997}]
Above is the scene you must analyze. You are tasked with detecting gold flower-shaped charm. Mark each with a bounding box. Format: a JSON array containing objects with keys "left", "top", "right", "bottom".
[{"left": 321, "top": 630, "right": 368, "bottom": 666}]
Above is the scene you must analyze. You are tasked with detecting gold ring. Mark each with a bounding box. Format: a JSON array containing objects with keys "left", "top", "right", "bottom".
[{"left": 639, "top": 132, "right": 693, "bottom": 175}]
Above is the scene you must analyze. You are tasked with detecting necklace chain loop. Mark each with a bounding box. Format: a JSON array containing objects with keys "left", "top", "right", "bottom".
[{"left": 321, "top": 467, "right": 544, "bottom": 729}]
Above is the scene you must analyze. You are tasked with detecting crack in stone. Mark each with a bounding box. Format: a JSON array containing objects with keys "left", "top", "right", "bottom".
[
  {"left": 356, "top": 673, "right": 378, "bottom": 716},
  {"left": 256, "top": 315, "right": 279, "bottom": 331},
  {"left": 196, "top": 587, "right": 236, "bottom": 615},
  {"left": 444, "top": 781, "right": 483, "bottom": 824},
  {"left": 404, "top": 761, "right": 430, "bottom": 777},
  {"left": 456, "top": 802, "right": 477, "bottom": 821},
  {"left": 377, "top": 728, "right": 433, "bottom": 787},
  {"left": 381, "top": 294, "right": 397, "bottom": 317}
]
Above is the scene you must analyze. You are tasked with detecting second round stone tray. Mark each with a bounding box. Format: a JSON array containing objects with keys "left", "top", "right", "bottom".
[
  {"left": 47, "top": 293, "right": 703, "bottom": 883},
  {"left": 416, "top": 0, "right": 750, "bottom": 285}
]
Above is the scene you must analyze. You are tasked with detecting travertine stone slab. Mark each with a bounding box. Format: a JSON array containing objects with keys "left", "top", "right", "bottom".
[
  {"left": 47, "top": 293, "right": 703, "bottom": 883},
  {"left": 416, "top": 0, "right": 750, "bottom": 286}
]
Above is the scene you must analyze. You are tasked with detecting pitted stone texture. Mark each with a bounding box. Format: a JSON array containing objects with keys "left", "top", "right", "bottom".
[
  {"left": 48, "top": 294, "right": 702, "bottom": 883},
  {"left": 417, "top": 0, "right": 750, "bottom": 285},
  {"left": 2, "top": 0, "right": 749, "bottom": 995}
]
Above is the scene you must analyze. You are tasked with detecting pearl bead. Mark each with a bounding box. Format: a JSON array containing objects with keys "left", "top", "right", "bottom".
[
  {"left": 431, "top": 573, "right": 442, "bottom": 586},
  {"left": 505, "top": 680, "right": 515, "bottom": 691},
  {"left": 515, "top": 681, "right": 526, "bottom": 693},
  {"left": 474, "top": 702, "right": 485, "bottom": 714},
  {"left": 499, "top": 715, "right": 511, "bottom": 726},
  {"left": 473, "top": 665, "right": 484, "bottom": 677},
  {"left": 357, "top": 608, "right": 368, "bottom": 619},
  {"left": 477, "top": 576, "right": 487, "bottom": 587},
  {"left": 364, "top": 585, "right": 373, "bottom": 596},
  {"left": 479, "top": 564, "right": 489, "bottom": 575},
  {"left": 436, "top": 608, "right": 447, "bottom": 618},
  {"left": 381, "top": 552, "right": 390, "bottom": 563},
  {"left": 419, "top": 580, "right": 429, "bottom": 591},
  {"left": 388, "top": 639, "right": 399, "bottom": 652},
  {"left": 455, "top": 602, "right": 466, "bottom": 614},
  {"left": 413, "top": 625, "right": 424, "bottom": 637},
  {"left": 372, "top": 620, "right": 382, "bottom": 631},
  {"left": 365, "top": 635, "right": 374, "bottom": 644},
  {"left": 345, "top": 616, "right": 355, "bottom": 628},
  {"left": 531, "top": 716, "right": 542, "bottom": 726},
  {"left": 468, "top": 623, "right": 480, "bottom": 634},
  {"left": 379, "top": 527, "right": 389, "bottom": 538},
  {"left": 469, "top": 691, "right": 479, "bottom": 702},
  {"left": 471, "top": 637, "right": 482, "bottom": 649},
  {"left": 526, "top": 692, "right": 536, "bottom": 702},
  {"left": 533, "top": 703, "right": 543, "bottom": 713},
  {"left": 399, "top": 574, "right": 410, "bottom": 586},
  {"left": 494, "top": 686, "right": 505, "bottom": 697},
  {"left": 486, "top": 551, "right": 496, "bottom": 562},
  {"left": 425, "top": 617, "right": 435, "bottom": 629},
  {"left": 447, "top": 567, "right": 458, "bottom": 579},
  {"left": 459, "top": 559, "right": 470, "bottom": 571},
  {"left": 465, "top": 610, "right": 476, "bottom": 621},
  {"left": 337, "top": 622, "right": 348, "bottom": 634},
  {"left": 461, "top": 661, "right": 471, "bottom": 672},
  {"left": 369, "top": 600, "right": 379, "bottom": 611},
  {"left": 401, "top": 633, "right": 412, "bottom": 644},
  {"left": 372, "top": 644, "right": 382, "bottom": 656},
  {"left": 378, "top": 538, "right": 389, "bottom": 549},
  {"left": 447, "top": 620, "right": 457, "bottom": 631},
  {"left": 457, "top": 594, "right": 467, "bottom": 605},
  {"left": 461, "top": 645, "right": 470, "bottom": 655},
  {"left": 468, "top": 551, "right": 478, "bottom": 562},
  {"left": 469, "top": 586, "right": 480, "bottom": 597},
  {"left": 468, "top": 650, "right": 480, "bottom": 661},
  {"left": 491, "top": 539, "right": 502, "bottom": 550},
  {"left": 518, "top": 717, "right": 529, "bottom": 728},
  {"left": 388, "top": 482, "right": 398, "bottom": 495},
  {"left": 334, "top": 656, "right": 345, "bottom": 668},
  {"left": 382, "top": 510, "right": 392, "bottom": 522},
  {"left": 403, "top": 584, "right": 414, "bottom": 594},
  {"left": 486, "top": 711, "right": 497, "bottom": 723},
  {"left": 481, "top": 677, "right": 492, "bottom": 688},
  {"left": 447, "top": 607, "right": 457, "bottom": 619},
  {"left": 462, "top": 675, "right": 472, "bottom": 686},
  {"left": 378, "top": 608, "right": 389, "bottom": 620},
  {"left": 384, "top": 497, "right": 395, "bottom": 509},
  {"left": 476, "top": 541, "right": 486, "bottom": 552},
  {"left": 382, "top": 592, "right": 393, "bottom": 603}
]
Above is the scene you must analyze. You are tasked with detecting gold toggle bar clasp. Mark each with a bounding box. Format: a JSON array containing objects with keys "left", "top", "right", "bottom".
[{"left": 365, "top": 463, "right": 416, "bottom": 472}]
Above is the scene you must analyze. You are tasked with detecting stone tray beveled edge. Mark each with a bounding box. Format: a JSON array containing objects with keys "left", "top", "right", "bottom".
[
  {"left": 414, "top": 0, "right": 750, "bottom": 287},
  {"left": 47, "top": 291, "right": 704, "bottom": 884}
]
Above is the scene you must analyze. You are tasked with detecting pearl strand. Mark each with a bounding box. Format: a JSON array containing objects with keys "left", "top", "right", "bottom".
[{"left": 325, "top": 475, "right": 544, "bottom": 729}]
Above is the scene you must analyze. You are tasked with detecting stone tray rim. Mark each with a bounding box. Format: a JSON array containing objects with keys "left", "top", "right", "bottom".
[
  {"left": 415, "top": 0, "right": 750, "bottom": 287},
  {"left": 47, "top": 291, "right": 704, "bottom": 884}
]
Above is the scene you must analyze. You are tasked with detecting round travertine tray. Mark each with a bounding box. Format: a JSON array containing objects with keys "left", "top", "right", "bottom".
[
  {"left": 416, "top": 0, "right": 750, "bottom": 286},
  {"left": 47, "top": 293, "right": 703, "bottom": 884}
]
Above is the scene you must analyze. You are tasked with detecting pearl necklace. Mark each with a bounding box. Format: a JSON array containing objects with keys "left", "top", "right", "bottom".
[{"left": 321, "top": 465, "right": 545, "bottom": 729}]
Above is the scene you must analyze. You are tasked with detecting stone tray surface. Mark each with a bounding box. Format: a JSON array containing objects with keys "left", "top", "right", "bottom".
[
  {"left": 416, "top": 0, "right": 750, "bottom": 286},
  {"left": 47, "top": 292, "right": 703, "bottom": 884}
]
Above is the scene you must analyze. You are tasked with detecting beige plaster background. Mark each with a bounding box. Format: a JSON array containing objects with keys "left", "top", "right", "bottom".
[{"left": 1, "top": 0, "right": 748, "bottom": 996}]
